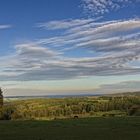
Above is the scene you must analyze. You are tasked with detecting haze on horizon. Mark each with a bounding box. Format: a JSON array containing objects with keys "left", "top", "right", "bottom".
[{"left": 0, "top": 0, "right": 140, "bottom": 96}]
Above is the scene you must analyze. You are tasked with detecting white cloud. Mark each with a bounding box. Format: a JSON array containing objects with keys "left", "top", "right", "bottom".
[
  {"left": 81, "top": 0, "right": 139, "bottom": 17},
  {"left": 37, "top": 18, "right": 140, "bottom": 54},
  {"left": 36, "top": 19, "right": 95, "bottom": 30},
  {"left": 0, "top": 47, "right": 140, "bottom": 81},
  {"left": 0, "top": 18, "right": 140, "bottom": 81}
]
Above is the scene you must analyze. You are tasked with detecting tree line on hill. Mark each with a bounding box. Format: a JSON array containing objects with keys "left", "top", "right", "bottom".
[{"left": 0, "top": 94, "right": 140, "bottom": 120}]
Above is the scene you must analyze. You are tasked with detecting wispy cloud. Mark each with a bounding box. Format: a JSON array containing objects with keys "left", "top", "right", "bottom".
[
  {"left": 37, "top": 18, "right": 140, "bottom": 58},
  {"left": 96, "top": 81, "right": 140, "bottom": 93},
  {"left": 37, "top": 19, "right": 95, "bottom": 30},
  {"left": 0, "top": 44, "right": 140, "bottom": 81},
  {"left": 0, "top": 24, "right": 12, "bottom": 29},
  {"left": 37, "top": 19, "right": 140, "bottom": 49},
  {"left": 0, "top": 18, "right": 140, "bottom": 81}
]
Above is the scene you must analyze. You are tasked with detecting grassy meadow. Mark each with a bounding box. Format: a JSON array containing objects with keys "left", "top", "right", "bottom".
[{"left": 0, "top": 117, "right": 140, "bottom": 140}]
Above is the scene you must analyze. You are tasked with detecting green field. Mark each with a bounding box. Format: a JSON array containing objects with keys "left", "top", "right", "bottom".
[{"left": 0, "top": 117, "right": 140, "bottom": 140}]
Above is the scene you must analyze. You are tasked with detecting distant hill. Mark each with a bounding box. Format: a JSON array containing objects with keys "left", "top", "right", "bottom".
[
  {"left": 4, "top": 93, "right": 102, "bottom": 100},
  {"left": 106, "top": 91, "right": 140, "bottom": 97},
  {"left": 4, "top": 91, "right": 140, "bottom": 100}
]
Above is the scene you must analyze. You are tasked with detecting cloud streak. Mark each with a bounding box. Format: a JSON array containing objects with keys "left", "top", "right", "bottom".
[
  {"left": 97, "top": 81, "right": 140, "bottom": 93},
  {"left": 37, "top": 19, "right": 95, "bottom": 30},
  {"left": 0, "top": 24, "right": 12, "bottom": 29}
]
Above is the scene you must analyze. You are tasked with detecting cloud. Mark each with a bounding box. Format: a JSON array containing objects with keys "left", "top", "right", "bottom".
[
  {"left": 0, "top": 24, "right": 12, "bottom": 29},
  {"left": 37, "top": 19, "right": 95, "bottom": 30},
  {"left": 0, "top": 43, "right": 62, "bottom": 80},
  {"left": 15, "top": 43, "right": 59, "bottom": 58},
  {"left": 96, "top": 81, "right": 140, "bottom": 93},
  {"left": 0, "top": 18, "right": 140, "bottom": 81},
  {"left": 81, "top": 0, "right": 139, "bottom": 17},
  {"left": 37, "top": 18, "right": 140, "bottom": 59},
  {"left": 37, "top": 19, "right": 140, "bottom": 50},
  {"left": 0, "top": 49, "right": 140, "bottom": 81}
]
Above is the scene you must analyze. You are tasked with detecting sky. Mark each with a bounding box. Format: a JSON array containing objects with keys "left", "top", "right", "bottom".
[{"left": 0, "top": 0, "right": 140, "bottom": 96}]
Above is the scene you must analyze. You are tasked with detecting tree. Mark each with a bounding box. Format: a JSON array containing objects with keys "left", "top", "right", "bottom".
[{"left": 0, "top": 88, "right": 3, "bottom": 107}]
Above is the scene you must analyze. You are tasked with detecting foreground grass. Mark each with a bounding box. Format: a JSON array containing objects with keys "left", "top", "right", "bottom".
[{"left": 0, "top": 117, "right": 140, "bottom": 140}]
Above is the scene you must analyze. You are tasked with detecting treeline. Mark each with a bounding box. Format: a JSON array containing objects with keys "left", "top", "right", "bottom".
[
  {"left": 0, "top": 96, "right": 140, "bottom": 120},
  {"left": 0, "top": 88, "right": 3, "bottom": 107}
]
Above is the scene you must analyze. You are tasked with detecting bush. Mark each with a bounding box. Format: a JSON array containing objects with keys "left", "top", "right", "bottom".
[
  {"left": 128, "top": 105, "right": 140, "bottom": 116},
  {"left": 0, "top": 106, "right": 15, "bottom": 120}
]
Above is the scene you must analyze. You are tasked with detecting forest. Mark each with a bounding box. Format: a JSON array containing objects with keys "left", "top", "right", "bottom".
[{"left": 0, "top": 94, "right": 140, "bottom": 120}]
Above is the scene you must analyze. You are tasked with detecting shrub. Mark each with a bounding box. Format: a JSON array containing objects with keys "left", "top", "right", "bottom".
[
  {"left": 128, "top": 105, "right": 140, "bottom": 116},
  {"left": 0, "top": 106, "right": 15, "bottom": 120}
]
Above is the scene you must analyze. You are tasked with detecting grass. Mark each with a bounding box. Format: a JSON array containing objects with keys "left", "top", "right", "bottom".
[{"left": 0, "top": 117, "right": 140, "bottom": 140}]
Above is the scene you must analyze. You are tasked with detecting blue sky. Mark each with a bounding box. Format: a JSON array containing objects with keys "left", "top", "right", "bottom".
[{"left": 0, "top": 0, "right": 140, "bottom": 96}]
